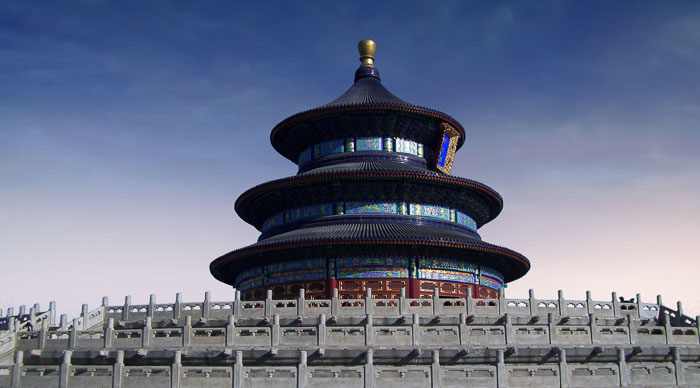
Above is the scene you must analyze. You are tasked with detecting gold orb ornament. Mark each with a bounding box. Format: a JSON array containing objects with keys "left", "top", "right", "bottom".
[{"left": 358, "top": 39, "right": 376, "bottom": 67}]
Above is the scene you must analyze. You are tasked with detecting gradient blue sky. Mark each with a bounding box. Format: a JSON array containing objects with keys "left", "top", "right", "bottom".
[{"left": 2, "top": 1, "right": 699, "bottom": 318}]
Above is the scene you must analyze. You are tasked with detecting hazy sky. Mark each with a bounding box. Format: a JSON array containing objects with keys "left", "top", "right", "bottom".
[{"left": 2, "top": 1, "right": 699, "bottom": 318}]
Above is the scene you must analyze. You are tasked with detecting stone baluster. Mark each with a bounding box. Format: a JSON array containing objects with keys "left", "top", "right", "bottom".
[
  {"left": 412, "top": 313, "right": 420, "bottom": 346},
  {"left": 618, "top": 348, "right": 629, "bottom": 387},
  {"left": 559, "top": 348, "right": 569, "bottom": 388},
  {"left": 496, "top": 349, "right": 506, "bottom": 388},
  {"left": 459, "top": 313, "right": 468, "bottom": 346},
  {"left": 271, "top": 314, "right": 280, "bottom": 348},
  {"left": 628, "top": 314, "right": 637, "bottom": 345},
  {"left": 498, "top": 287, "right": 506, "bottom": 314},
  {"left": 38, "top": 318, "right": 48, "bottom": 349},
  {"left": 466, "top": 287, "right": 474, "bottom": 315},
  {"left": 298, "top": 350, "right": 308, "bottom": 388},
  {"left": 558, "top": 290, "right": 565, "bottom": 316},
  {"left": 113, "top": 350, "right": 124, "bottom": 388},
  {"left": 11, "top": 351, "right": 23, "bottom": 387},
  {"left": 81, "top": 304, "right": 89, "bottom": 330},
  {"left": 331, "top": 288, "right": 339, "bottom": 317},
  {"left": 105, "top": 318, "right": 114, "bottom": 348},
  {"left": 547, "top": 313, "right": 555, "bottom": 344},
  {"left": 148, "top": 294, "right": 156, "bottom": 318},
  {"left": 365, "top": 313, "right": 373, "bottom": 346},
  {"left": 143, "top": 316, "right": 152, "bottom": 348},
  {"left": 433, "top": 288, "right": 441, "bottom": 315},
  {"left": 59, "top": 350, "right": 71, "bottom": 388},
  {"left": 586, "top": 290, "right": 593, "bottom": 315},
  {"left": 59, "top": 314, "right": 68, "bottom": 331},
  {"left": 297, "top": 289, "right": 305, "bottom": 316},
  {"left": 529, "top": 289, "right": 537, "bottom": 315},
  {"left": 504, "top": 313, "right": 514, "bottom": 345},
  {"left": 431, "top": 350, "right": 441, "bottom": 388},
  {"left": 49, "top": 301, "right": 57, "bottom": 325},
  {"left": 364, "top": 349, "right": 374, "bottom": 388},
  {"left": 183, "top": 315, "right": 192, "bottom": 347},
  {"left": 69, "top": 318, "right": 79, "bottom": 349},
  {"left": 203, "top": 291, "right": 211, "bottom": 320},
  {"left": 399, "top": 287, "right": 407, "bottom": 315},
  {"left": 233, "top": 351, "right": 243, "bottom": 388},
  {"left": 172, "top": 350, "right": 182, "bottom": 388},
  {"left": 318, "top": 313, "right": 326, "bottom": 348},
  {"left": 635, "top": 293, "right": 642, "bottom": 319},
  {"left": 611, "top": 292, "right": 620, "bottom": 318},
  {"left": 226, "top": 315, "right": 235, "bottom": 346},
  {"left": 265, "top": 290, "right": 273, "bottom": 317},
  {"left": 589, "top": 313, "right": 599, "bottom": 345},
  {"left": 365, "top": 288, "right": 373, "bottom": 315},
  {"left": 673, "top": 347, "right": 685, "bottom": 385},
  {"left": 122, "top": 296, "right": 131, "bottom": 321},
  {"left": 175, "top": 292, "right": 183, "bottom": 320}
]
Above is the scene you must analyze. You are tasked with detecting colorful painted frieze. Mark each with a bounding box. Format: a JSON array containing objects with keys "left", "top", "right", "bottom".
[
  {"left": 344, "top": 138, "right": 355, "bottom": 152},
  {"left": 337, "top": 267, "right": 408, "bottom": 279},
  {"left": 419, "top": 258, "right": 478, "bottom": 273},
  {"left": 345, "top": 202, "right": 398, "bottom": 215},
  {"left": 419, "top": 268, "right": 476, "bottom": 283},
  {"left": 456, "top": 211, "right": 477, "bottom": 231},
  {"left": 395, "top": 138, "right": 419, "bottom": 155},
  {"left": 287, "top": 203, "right": 333, "bottom": 223},
  {"left": 336, "top": 257, "right": 408, "bottom": 267},
  {"left": 355, "top": 137, "right": 383, "bottom": 151},
  {"left": 409, "top": 204, "right": 451, "bottom": 221},
  {"left": 479, "top": 276, "right": 502, "bottom": 290}
]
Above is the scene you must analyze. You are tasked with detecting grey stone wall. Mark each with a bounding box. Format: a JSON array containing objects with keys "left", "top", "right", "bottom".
[{"left": 1, "top": 288, "right": 698, "bottom": 387}]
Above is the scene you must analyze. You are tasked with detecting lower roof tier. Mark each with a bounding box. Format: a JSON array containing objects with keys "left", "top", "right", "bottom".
[
  {"left": 210, "top": 221, "right": 530, "bottom": 286},
  {"left": 235, "top": 161, "right": 503, "bottom": 231}
]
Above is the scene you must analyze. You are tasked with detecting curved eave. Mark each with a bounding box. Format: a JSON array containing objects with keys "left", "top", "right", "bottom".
[
  {"left": 270, "top": 104, "right": 466, "bottom": 162},
  {"left": 210, "top": 238, "right": 530, "bottom": 285},
  {"left": 234, "top": 171, "right": 503, "bottom": 229}
]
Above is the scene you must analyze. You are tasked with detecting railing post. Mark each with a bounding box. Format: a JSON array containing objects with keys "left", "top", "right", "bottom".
[
  {"left": 59, "top": 350, "right": 72, "bottom": 388},
  {"left": 612, "top": 292, "right": 620, "bottom": 318},
  {"left": 49, "top": 301, "right": 57, "bottom": 325},
  {"left": 673, "top": 347, "right": 685, "bottom": 385},
  {"left": 558, "top": 289, "right": 565, "bottom": 316},
  {"left": 233, "top": 351, "right": 243, "bottom": 388},
  {"left": 431, "top": 350, "right": 441, "bottom": 388},
  {"left": 203, "top": 291, "right": 211, "bottom": 320},
  {"left": 148, "top": 294, "right": 156, "bottom": 318},
  {"left": 105, "top": 318, "right": 114, "bottom": 348},
  {"left": 174, "top": 292, "right": 183, "bottom": 320},
  {"left": 271, "top": 314, "right": 280, "bottom": 348},
  {"left": 183, "top": 315, "right": 192, "bottom": 347},
  {"left": 38, "top": 319, "right": 48, "bottom": 349},
  {"left": 232, "top": 290, "right": 240, "bottom": 317},
  {"left": 365, "top": 313, "right": 373, "bottom": 346},
  {"left": 226, "top": 315, "right": 235, "bottom": 346},
  {"left": 529, "top": 289, "right": 537, "bottom": 315},
  {"left": 142, "top": 316, "right": 152, "bottom": 348},
  {"left": 122, "top": 296, "right": 131, "bottom": 321},
  {"left": 297, "top": 289, "right": 305, "bottom": 316},
  {"left": 589, "top": 313, "right": 599, "bottom": 345},
  {"left": 11, "top": 350, "right": 23, "bottom": 387},
  {"left": 265, "top": 290, "right": 273, "bottom": 317},
  {"left": 433, "top": 288, "right": 441, "bottom": 315},
  {"left": 365, "top": 288, "right": 373, "bottom": 315},
  {"left": 559, "top": 348, "right": 569, "bottom": 388},
  {"left": 171, "top": 350, "right": 182, "bottom": 388},
  {"left": 298, "top": 350, "right": 308, "bottom": 388},
  {"left": 113, "top": 350, "right": 124, "bottom": 388},
  {"left": 331, "top": 288, "right": 339, "bottom": 317},
  {"left": 318, "top": 313, "right": 326, "bottom": 348},
  {"left": 635, "top": 293, "right": 642, "bottom": 319},
  {"left": 69, "top": 318, "right": 79, "bottom": 349},
  {"left": 412, "top": 313, "right": 420, "bottom": 346},
  {"left": 466, "top": 287, "right": 474, "bottom": 315},
  {"left": 81, "top": 304, "right": 89, "bottom": 330},
  {"left": 504, "top": 313, "right": 514, "bottom": 345},
  {"left": 618, "top": 348, "right": 629, "bottom": 387},
  {"left": 59, "top": 314, "right": 68, "bottom": 331},
  {"left": 496, "top": 349, "right": 506, "bottom": 388},
  {"left": 585, "top": 290, "right": 593, "bottom": 315},
  {"left": 364, "top": 349, "right": 374, "bottom": 388},
  {"left": 498, "top": 287, "right": 506, "bottom": 315},
  {"left": 399, "top": 287, "right": 407, "bottom": 315}
]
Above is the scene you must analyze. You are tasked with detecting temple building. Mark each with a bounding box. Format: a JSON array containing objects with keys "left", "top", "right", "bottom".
[
  {"left": 210, "top": 39, "right": 529, "bottom": 301},
  {"left": 1, "top": 40, "right": 699, "bottom": 388}
]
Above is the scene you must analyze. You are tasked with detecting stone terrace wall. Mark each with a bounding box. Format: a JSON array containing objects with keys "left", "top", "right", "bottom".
[{"left": 1, "top": 288, "right": 699, "bottom": 387}]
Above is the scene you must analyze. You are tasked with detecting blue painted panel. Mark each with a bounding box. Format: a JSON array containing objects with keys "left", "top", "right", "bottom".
[
  {"left": 298, "top": 147, "right": 312, "bottom": 165},
  {"left": 355, "top": 137, "right": 383, "bottom": 151},
  {"left": 409, "top": 204, "right": 451, "bottom": 220},
  {"left": 345, "top": 202, "right": 398, "bottom": 215},
  {"left": 456, "top": 211, "right": 477, "bottom": 231}
]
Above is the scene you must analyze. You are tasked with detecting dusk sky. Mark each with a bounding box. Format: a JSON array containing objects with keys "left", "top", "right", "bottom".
[{"left": 2, "top": 1, "right": 699, "bottom": 318}]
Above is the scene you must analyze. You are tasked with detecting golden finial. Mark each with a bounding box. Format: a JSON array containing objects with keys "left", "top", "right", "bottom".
[{"left": 358, "top": 39, "right": 376, "bottom": 67}]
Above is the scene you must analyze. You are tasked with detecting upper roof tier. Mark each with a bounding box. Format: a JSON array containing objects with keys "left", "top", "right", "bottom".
[{"left": 270, "top": 40, "right": 466, "bottom": 165}]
